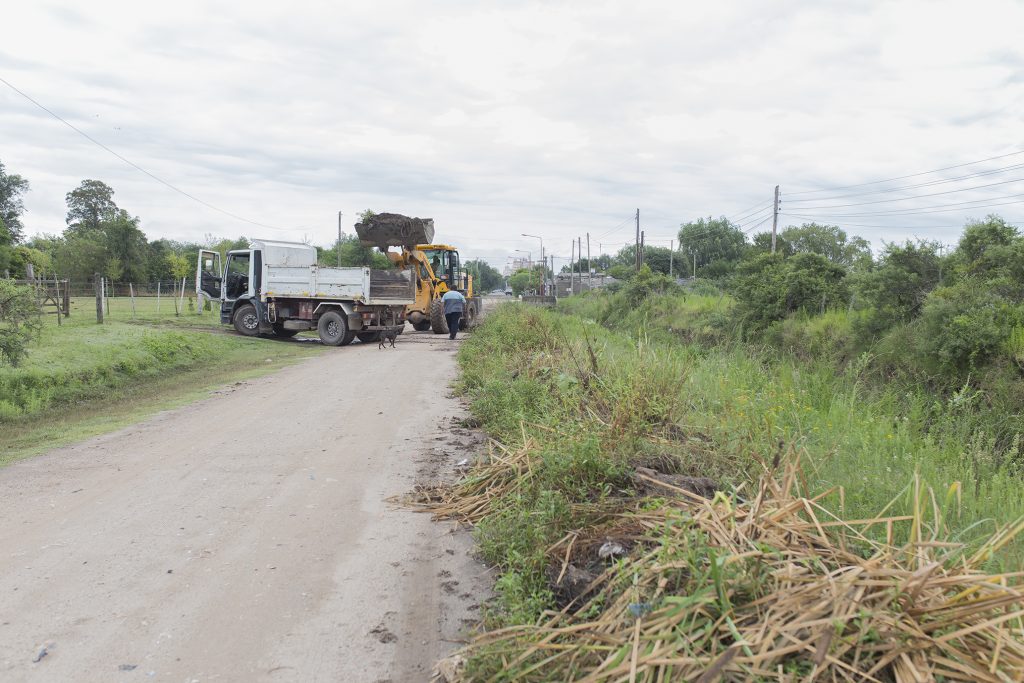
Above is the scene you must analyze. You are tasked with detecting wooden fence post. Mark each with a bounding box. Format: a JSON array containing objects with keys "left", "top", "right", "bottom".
[
  {"left": 53, "top": 275, "right": 62, "bottom": 326},
  {"left": 94, "top": 274, "right": 104, "bottom": 324},
  {"left": 156, "top": 281, "right": 161, "bottom": 315},
  {"left": 129, "top": 283, "right": 136, "bottom": 319}
]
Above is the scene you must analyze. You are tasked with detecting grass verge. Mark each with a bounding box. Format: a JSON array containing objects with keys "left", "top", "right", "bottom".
[
  {"left": 425, "top": 303, "right": 1024, "bottom": 680},
  {"left": 0, "top": 318, "right": 322, "bottom": 465}
]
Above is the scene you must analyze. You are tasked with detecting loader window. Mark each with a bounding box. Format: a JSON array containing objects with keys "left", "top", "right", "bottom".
[{"left": 423, "top": 250, "right": 447, "bottom": 280}]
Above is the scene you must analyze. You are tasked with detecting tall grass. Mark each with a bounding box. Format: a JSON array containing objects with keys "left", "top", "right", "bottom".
[{"left": 455, "top": 303, "right": 1024, "bottom": 638}]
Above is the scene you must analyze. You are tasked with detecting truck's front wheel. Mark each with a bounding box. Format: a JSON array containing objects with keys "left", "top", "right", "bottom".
[
  {"left": 232, "top": 303, "right": 261, "bottom": 337},
  {"left": 317, "top": 310, "right": 355, "bottom": 346}
]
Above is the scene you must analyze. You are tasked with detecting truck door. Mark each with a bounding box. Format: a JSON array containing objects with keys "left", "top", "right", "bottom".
[
  {"left": 223, "top": 250, "right": 253, "bottom": 303},
  {"left": 196, "top": 250, "right": 222, "bottom": 299}
]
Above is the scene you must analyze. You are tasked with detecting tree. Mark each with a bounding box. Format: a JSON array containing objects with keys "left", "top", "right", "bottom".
[
  {"left": 732, "top": 252, "right": 848, "bottom": 331},
  {"left": 317, "top": 232, "right": 390, "bottom": 269},
  {"left": 0, "top": 159, "right": 30, "bottom": 245},
  {"left": 750, "top": 231, "right": 794, "bottom": 257},
  {"left": 678, "top": 217, "right": 746, "bottom": 278},
  {"left": 855, "top": 240, "right": 944, "bottom": 331},
  {"left": 166, "top": 252, "right": 191, "bottom": 280},
  {"left": 949, "top": 215, "right": 1024, "bottom": 288},
  {"left": 465, "top": 259, "right": 504, "bottom": 291},
  {"left": 508, "top": 269, "right": 535, "bottom": 296},
  {"left": 0, "top": 280, "right": 42, "bottom": 367},
  {"left": 11, "top": 245, "right": 52, "bottom": 278},
  {"left": 103, "top": 209, "right": 148, "bottom": 281},
  {"left": 780, "top": 223, "right": 872, "bottom": 269},
  {"left": 65, "top": 179, "right": 117, "bottom": 233},
  {"left": 52, "top": 234, "right": 108, "bottom": 282}
]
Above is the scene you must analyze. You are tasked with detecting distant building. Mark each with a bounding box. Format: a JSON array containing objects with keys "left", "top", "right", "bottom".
[{"left": 503, "top": 257, "right": 532, "bottom": 277}]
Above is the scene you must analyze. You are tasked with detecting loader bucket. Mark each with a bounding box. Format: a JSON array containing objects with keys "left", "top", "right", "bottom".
[{"left": 355, "top": 213, "right": 436, "bottom": 249}]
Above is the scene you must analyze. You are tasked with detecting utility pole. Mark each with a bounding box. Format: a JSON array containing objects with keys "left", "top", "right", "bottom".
[
  {"left": 337, "top": 211, "right": 343, "bottom": 267},
  {"left": 693, "top": 251, "right": 697, "bottom": 279},
  {"left": 669, "top": 239, "right": 674, "bottom": 277},
  {"left": 639, "top": 230, "right": 645, "bottom": 270},
  {"left": 586, "top": 232, "right": 591, "bottom": 291},
  {"left": 570, "top": 240, "right": 576, "bottom": 295},
  {"left": 771, "top": 185, "right": 780, "bottom": 254},
  {"left": 576, "top": 237, "right": 582, "bottom": 294},
  {"left": 635, "top": 209, "right": 640, "bottom": 270}
]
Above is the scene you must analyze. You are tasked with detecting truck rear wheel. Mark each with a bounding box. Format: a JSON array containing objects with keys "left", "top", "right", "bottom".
[
  {"left": 233, "top": 303, "right": 261, "bottom": 337},
  {"left": 317, "top": 310, "right": 355, "bottom": 346},
  {"left": 429, "top": 298, "right": 448, "bottom": 334}
]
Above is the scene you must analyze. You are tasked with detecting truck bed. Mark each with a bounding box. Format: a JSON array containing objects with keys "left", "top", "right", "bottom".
[{"left": 263, "top": 265, "right": 415, "bottom": 305}]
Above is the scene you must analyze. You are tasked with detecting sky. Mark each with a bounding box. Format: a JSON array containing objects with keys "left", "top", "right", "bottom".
[{"left": 2, "top": 0, "right": 1024, "bottom": 269}]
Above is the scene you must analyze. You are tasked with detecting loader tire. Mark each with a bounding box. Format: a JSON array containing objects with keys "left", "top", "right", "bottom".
[
  {"left": 357, "top": 331, "right": 381, "bottom": 343},
  {"left": 460, "top": 301, "right": 477, "bottom": 330},
  {"left": 429, "top": 298, "right": 448, "bottom": 335},
  {"left": 412, "top": 319, "right": 432, "bottom": 332},
  {"left": 317, "top": 310, "right": 355, "bottom": 346},
  {"left": 232, "top": 303, "right": 261, "bottom": 337},
  {"left": 272, "top": 324, "right": 299, "bottom": 338}
]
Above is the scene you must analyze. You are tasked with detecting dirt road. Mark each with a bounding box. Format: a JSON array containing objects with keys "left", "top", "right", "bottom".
[{"left": 0, "top": 330, "right": 488, "bottom": 682}]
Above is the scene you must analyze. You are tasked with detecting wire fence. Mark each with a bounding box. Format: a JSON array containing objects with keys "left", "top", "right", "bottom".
[{"left": 53, "top": 279, "right": 223, "bottom": 324}]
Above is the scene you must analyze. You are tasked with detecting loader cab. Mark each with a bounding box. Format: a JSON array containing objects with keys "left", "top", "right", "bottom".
[{"left": 420, "top": 246, "right": 461, "bottom": 290}]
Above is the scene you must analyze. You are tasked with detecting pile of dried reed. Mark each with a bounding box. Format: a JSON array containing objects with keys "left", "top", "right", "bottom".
[{"left": 423, "top": 446, "right": 1024, "bottom": 682}]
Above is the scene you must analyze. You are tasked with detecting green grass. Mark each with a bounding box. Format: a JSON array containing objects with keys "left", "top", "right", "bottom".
[
  {"left": 60, "top": 294, "right": 224, "bottom": 328},
  {"left": 0, "top": 310, "right": 322, "bottom": 464},
  {"left": 453, "top": 302, "right": 1024, "bottom": 639}
]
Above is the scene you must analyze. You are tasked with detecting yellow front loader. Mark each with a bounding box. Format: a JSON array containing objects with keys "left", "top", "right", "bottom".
[{"left": 387, "top": 244, "right": 481, "bottom": 333}]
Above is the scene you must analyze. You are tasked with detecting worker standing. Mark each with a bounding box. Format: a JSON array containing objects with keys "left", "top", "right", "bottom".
[{"left": 441, "top": 289, "right": 467, "bottom": 340}]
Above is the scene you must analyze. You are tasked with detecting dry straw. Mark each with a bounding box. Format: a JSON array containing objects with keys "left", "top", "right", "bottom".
[{"left": 415, "top": 440, "right": 1024, "bottom": 682}]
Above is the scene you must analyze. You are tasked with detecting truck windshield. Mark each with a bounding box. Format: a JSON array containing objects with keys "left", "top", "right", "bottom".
[{"left": 225, "top": 252, "right": 250, "bottom": 299}]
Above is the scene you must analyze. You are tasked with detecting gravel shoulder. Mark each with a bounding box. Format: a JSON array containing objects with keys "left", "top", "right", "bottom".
[{"left": 0, "top": 329, "right": 488, "bottom": 682}]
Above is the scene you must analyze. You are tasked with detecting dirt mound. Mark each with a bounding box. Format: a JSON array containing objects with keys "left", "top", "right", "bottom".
[{"left": 355, "top": 213, "right": 435, "bottom": 249}]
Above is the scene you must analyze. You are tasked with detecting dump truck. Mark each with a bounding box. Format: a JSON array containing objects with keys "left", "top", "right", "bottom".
[
  {"left": 195, "top": 239, "right": 413, "bottom": 346},
  {"left": 355, "top": 213, "right": 482, "bottom": 334}
]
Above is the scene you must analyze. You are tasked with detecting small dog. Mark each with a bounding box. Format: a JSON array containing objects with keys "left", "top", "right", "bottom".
[{"left": 378, "top": 328, "right": 399, "bottom": 349}]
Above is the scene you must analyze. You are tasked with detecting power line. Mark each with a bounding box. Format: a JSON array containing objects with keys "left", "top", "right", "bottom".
[
  {"left": 781, "top": 195, "right": 1024, "bottom": 218},
  {"left": 595, "top": 215, "right": 640, "bottom": 240},
  {"left": 0, "top": 76, "right": 303, "bottom": 233},
  {"left": 786, "top": 149, "right": 1024, "bottom": 196},
  {"left": 787, "top": 176, "right": 1024, "bottom": 210},
  {"left": 727, "top": 201, "right": 773, "bottom": 222},
  {"left": 778, "top": 189, "right": 1024, "bottom": 216},
  {"left": 784, "top": 161, "right": 1024, "bottom": 203}
]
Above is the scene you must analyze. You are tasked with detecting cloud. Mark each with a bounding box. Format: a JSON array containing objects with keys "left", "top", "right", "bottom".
[{"left": 1, "top": 0, "right": 1023, "bottom": 267}]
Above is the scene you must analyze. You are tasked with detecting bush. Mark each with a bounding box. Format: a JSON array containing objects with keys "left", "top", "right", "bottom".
[
  {"left": 732, "top": 252, "right": 847, "bottom": 332},
  {"left": 915, "top": 281, "right": 1023, "bottom": 375},
  {"left": 0, "top": 280, "right": 41, "bottom": 366}
]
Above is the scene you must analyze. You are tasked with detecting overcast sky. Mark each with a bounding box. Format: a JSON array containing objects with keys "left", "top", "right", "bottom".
[{"left": 3, "top": 0, "right": 1024, "bottom": 268}]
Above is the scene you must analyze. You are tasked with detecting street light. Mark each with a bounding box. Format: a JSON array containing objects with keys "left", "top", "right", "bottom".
[{"left": 521, "top": 234, "right": 545, "bottom": 295}]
